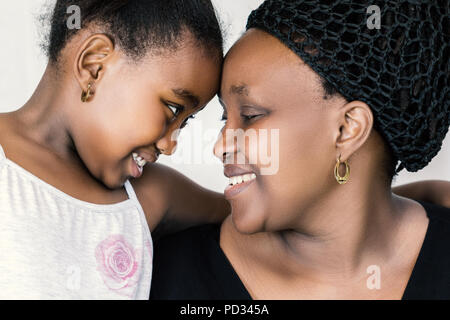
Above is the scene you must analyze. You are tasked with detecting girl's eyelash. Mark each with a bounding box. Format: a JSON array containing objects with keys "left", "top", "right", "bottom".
[
  {"left": 220, "top": 113, "right": 227, "bottom": 122},
  {"left": 180, "top": 114, "right": 196, "bottom": 128},
  {"left": 166, "top": 104, "right": 184, "bottom": 117}
]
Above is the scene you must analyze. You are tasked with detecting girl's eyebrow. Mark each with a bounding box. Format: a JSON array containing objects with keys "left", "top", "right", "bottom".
[{"left": 172, "top": 88, "right": 200, "bottom": 108}]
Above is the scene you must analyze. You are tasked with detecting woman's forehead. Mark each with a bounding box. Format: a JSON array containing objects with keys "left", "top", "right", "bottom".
[
  {"left": 225, "top": 29, "right": 298, "bottom": 67},
  {"left": 221, "top": 29, "right": 321, "bottom": 100}
]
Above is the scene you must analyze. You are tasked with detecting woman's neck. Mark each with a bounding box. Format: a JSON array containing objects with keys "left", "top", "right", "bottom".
[
  {"left": 286, "top": 187, "right": 407, "bottom": 278},
  {"left": 227, "top": 179, "right": 418, "bottom": 284}
]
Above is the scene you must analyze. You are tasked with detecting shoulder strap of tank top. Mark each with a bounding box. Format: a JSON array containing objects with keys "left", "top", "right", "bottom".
[
  {"left": 0, "top": 144, "right": 6, "bottom": 160},
  {"left": 124, "top": 180, "right": 139, "bottom": 202},
  {"left": 124, "top": 179, "right": 153, "bottom": 243}
]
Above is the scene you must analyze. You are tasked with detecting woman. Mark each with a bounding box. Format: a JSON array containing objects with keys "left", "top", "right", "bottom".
[{"left": 150, "top": 0, "right": 450, "bottom": 299}]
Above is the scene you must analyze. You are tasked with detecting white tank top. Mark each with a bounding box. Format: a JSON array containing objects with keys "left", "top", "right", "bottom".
[{"left": 0, "top": 144, "right": 153, "bottom": 299}]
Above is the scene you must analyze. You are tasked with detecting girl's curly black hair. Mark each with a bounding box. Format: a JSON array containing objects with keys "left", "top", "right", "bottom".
[{"left": 45, "top": 0, "right": 224, "bottom": 63}]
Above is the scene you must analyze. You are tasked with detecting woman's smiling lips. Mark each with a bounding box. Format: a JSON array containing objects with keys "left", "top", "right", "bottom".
[{"left": 224, "top": 164, "right": 257, "bottom": 198}]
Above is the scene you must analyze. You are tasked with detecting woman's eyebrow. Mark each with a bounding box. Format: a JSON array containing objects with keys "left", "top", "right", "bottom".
[
  {"left": 172, "top": 88, "right": 200, "bottom": 108},
  {"left": 230, "top": 84, "right": 249, "bottom": 96},
  {"left": 217, "top": 84, "right": 249, "bottom": 107}
]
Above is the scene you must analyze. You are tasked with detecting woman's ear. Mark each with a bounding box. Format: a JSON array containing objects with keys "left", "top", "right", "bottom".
[
  {"left": 74, "top": 33, "right": 115, "bottom": 99},
  {"left": 335, "top": 100, "right": 374, "bottom": 161}
]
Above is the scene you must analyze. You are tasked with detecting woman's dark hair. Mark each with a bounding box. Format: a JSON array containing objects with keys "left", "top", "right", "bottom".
[
  {"left": 248, "top": 0, "right": 449, "bottom": 184},
  {"left": 321, "top": 77, "right": 398, "bottom": 184},
  {"left": 46, "top": 0, "right": 224, "bottom": 63}
]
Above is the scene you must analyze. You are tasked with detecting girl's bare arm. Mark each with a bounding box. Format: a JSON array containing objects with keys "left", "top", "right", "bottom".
[
  {"left": 393, "top": 180, "right": 450, "bottom": 208},
  {"left": 132, "top": 163, "right": 230, "bottom": 239}
]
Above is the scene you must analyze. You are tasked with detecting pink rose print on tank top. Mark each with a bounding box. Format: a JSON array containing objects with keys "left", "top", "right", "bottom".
[{"left": 95, "top": 235, "right": 141, "bottom": 297}]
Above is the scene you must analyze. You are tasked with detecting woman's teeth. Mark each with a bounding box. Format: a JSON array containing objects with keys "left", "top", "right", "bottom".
[
  {"left": 132, "top": 153, "right": 147, "bottom": 169},
  {"left": 229, "top": 173, "right": 256, "bottom": 186}
]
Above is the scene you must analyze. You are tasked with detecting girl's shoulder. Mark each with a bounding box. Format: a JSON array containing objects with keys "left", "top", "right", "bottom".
[
  {"left": 130, "top": 163, "right": 177, "bottom": 231},
  {"left": 0, "top": 114, "right": 25, "bottom": 163},
  {"left": 0, "top": 114, "right": 130, "bottom": 206},
  {"left": 0, "top": 113, "right": 16, "bottom": 143}
]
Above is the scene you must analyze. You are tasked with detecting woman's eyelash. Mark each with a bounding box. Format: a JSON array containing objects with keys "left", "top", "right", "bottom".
[
  {"left": 242, "top": 114, "right": 263, "bottom": 123},
  {"left": 219, "top": 113, "right": 262, "bottom": 123},
  {"left": 243, "top": 114, "right": 259, "bottom": 120}
]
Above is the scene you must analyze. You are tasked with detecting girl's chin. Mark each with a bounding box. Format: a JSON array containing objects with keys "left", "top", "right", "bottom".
[
  {"left": 99, "top": 172, "right": 126, "bottom": 190},
  {"left": 102, "top": 180, "right": 123, "bottom": 190}
]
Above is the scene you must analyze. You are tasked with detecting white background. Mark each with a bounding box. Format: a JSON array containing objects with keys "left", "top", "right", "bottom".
[{"left": 0, "top": 0, "right": 448, "bottom": 193}]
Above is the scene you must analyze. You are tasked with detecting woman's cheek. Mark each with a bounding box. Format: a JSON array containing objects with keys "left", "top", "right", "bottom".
[{"left": 243, "top": 125, "right": 280, "bottom": 176}]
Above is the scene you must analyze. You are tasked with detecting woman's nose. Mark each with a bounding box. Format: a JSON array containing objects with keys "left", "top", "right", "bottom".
[{"left": 213, "top": 127, "right": 238, "bottom": 163}]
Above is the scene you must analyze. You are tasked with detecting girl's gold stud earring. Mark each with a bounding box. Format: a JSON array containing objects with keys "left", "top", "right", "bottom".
[{"left": 81, "top": 83, "right": 93, "bottom": 103}]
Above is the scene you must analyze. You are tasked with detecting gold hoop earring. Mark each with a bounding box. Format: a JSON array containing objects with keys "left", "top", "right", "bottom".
[
  {"left": 334, "top": 155, "right": 350, "bottom": 184},
  {"left": 81, "top": 83, "right": 92, "bottom": 102}
]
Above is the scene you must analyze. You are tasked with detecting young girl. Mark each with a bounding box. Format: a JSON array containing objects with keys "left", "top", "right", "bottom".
[
  {"left": 0, "top": 0, "right": 448, "bottom": 299},
  {"left": 0, "top": 0, "right": 229, "bottom": 299}
]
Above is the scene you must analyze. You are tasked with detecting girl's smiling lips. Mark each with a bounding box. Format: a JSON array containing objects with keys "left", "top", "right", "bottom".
[
  {"left": 130, "top": 150, "right": 159, "bottom": 179},
  {"left": 136, "top": 149, "right": 160, "bottom": 163},
  {"left": 131, "top": 157, "right": 143, "bottom": 179}
]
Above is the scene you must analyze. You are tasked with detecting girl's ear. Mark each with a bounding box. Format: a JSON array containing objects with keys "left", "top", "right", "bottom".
[
  {"left": 74, "top": 33, "right": 115, "bottom": 97},
  {"left": 335, "top": 100, "right": 374, "bottom": 161}
]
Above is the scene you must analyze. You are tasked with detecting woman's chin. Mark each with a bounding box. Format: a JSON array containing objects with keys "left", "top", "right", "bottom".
[{"left": 231, "top": 209, "right": 266, "bottom": 235}]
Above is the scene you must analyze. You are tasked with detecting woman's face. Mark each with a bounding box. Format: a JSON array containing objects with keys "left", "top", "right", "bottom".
[
  {"left": 71, "top": 36, "right": 221, "bottom": 189},
  {"left": 214, "top": 29, "right": 345, "bottom": 234}
]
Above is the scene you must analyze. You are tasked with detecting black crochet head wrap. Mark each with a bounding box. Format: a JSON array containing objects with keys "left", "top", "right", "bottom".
[{"left": 247, "top": 0, "right": 449, "bottom": 172}]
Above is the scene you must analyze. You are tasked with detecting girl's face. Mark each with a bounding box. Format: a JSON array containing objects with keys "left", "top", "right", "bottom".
[
  {"left": 214, "top": 29, "right": 344, "bottom": 234},
  {"left": 71, "top": 39, "right": 221, "bottom": 189}
]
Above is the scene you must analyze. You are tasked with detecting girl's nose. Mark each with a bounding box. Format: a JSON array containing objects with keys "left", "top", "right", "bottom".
[{"left": 156, "top": 127, "right": 180, "bottom": 155}]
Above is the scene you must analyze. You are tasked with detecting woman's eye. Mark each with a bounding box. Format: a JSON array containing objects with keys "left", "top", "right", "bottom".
[{"left": 242, "top": 114, "right": 262, "bottom": 123}]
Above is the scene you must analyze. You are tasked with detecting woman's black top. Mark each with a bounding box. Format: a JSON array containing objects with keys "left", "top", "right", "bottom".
[{"left": 150, "top": 201, "right": 450, "bottom": 300}]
